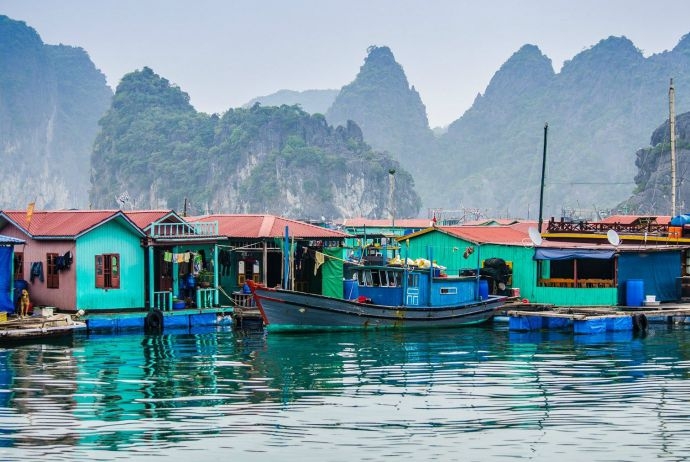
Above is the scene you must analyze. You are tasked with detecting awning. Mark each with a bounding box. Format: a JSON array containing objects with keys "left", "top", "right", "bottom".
[{"left": 534, "top": 248, "right": 615, "bottom": 260}]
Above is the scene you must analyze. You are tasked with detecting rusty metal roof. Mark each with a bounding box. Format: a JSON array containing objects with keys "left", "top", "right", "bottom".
[
  {"left": 188, "top": 214, "right": 350, "bottom": 239},
  {"left": 124, "top": 210, "right": 180, "bottom": 230},
  {"left": 436, "top": 225, "right": 530, "bottom": 245},
  {"left": 0, "top": 210, "right": 145, "bottom": 238}
]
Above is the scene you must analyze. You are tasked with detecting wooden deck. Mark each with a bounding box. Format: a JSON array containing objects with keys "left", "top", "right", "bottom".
[{"left": 0, "top": 313, "right": 86, "bottom": 344}]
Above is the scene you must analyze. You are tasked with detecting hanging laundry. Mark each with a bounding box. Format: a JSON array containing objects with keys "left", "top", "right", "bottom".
[
  {"left": 30, "top": 262, "right": 44, "bottom": 283},
  {"left": 313, "top": 251, "right": 325, "bottom": 275},
  {"left": 164, "top": 251, "right": 173, "bottom": 262}
]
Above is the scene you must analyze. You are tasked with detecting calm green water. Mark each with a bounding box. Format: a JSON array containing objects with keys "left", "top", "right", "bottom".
[{"left": 0, "top": 322, "right": 689, "bottom": 461}]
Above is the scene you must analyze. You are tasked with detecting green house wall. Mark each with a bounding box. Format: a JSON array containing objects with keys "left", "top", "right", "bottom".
[
  {"left": 76, "top": 218, "right": 145, "bottom": 310},
  {"left": 402, "top": 230, "right": 617, "bottom": 306}
]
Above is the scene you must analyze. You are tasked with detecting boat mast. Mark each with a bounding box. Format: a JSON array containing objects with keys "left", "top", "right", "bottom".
[
  {"left": 538, "top": 123, "right": 548, "bottom": 233},
  {"left": 670, "top": 78, "right": 677, "bottom": 216}
]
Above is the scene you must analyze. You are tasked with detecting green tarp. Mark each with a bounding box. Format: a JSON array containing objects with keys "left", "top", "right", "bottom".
[{"left": 321, "top": 248, "right": 344, "bottom": 298}]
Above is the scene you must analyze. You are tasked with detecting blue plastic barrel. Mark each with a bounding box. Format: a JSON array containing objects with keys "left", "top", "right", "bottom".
[
  {"left": 478, "top": 280, "right": 489, "bottom": 300},
  {"left": 343, "top": 278, "right": 359, "bottom": 300},
  {"left": 626, "top": 279, "right": 644, "bottom": 307}
]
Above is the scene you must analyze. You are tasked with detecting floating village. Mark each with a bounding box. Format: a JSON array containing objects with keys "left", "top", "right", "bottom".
[{"left": 0, "top": 207, "right": 689, "bottom": 343}]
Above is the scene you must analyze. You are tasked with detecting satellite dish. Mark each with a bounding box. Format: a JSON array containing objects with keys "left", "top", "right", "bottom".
[
  {"left": 528, "top": 227, "right": 543, "bottom": 246},
  {"left": 607, "top": 229, "right": 621, "bottom": 246}
]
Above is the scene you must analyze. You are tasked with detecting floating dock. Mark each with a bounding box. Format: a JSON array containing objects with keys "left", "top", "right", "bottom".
[
  {"left": 0, "top": 312, "right": 86, "bottom": 344},
  {"left": 84, "top": 307, "right": 231, "bottom": 334},
  {"left": 504, "top": 302, "right": 690, "bottom": 334}
]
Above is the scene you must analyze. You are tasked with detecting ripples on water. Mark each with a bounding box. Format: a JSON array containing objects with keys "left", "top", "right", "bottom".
[{"left": 0, "top": 323, "right": 690, "bottom": 461}]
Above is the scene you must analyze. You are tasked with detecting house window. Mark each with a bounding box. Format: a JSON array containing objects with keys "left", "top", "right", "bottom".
[
  {"left": 95, "top": 253, "right": 120, "bottom": 289},
  {"left": 538, "top": 258, "right": 615, "bottom": 288},
  {"left": 14, "top": 252, "right": 24, "bottom": 280},
  {"left": 46, "top": 253, "right": 59, "bottom": 289}
]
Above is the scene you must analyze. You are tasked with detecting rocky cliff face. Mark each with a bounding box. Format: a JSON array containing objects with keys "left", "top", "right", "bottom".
[
  {"left": 326, "top": 46, "right": 436, "bottom": 185},
  {"left": 90, "top": 68, "right": 421, "bottom": 219},
  {"left": 0, "top": 16, "right": 112, "bottom": 209},
  {"left": 620, "top": 111, "right": 690, "bottom": 214}
]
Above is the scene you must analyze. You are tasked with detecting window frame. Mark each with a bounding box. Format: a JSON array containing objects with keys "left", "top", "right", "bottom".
[{"left": 95, "top": 253, "right": 120, "bottom": 289}]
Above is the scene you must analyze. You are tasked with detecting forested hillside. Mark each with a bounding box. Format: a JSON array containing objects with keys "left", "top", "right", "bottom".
[
  {"left": 0, "top": 15, "right": 112, "bottom": 209},
  {"left": 90, "top": 68, "right": 421, "bottom": 219},
  {"left": 268, "top": 37, "right": 690, "bottom": 219}
]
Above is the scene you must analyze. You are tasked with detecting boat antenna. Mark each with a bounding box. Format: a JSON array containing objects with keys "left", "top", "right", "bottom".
[
  {"left": 538, "top": 122, "right": 548, "bottom": 233},
  {"left": 670, "top": 78, "right": 677, "bottom": 216}
]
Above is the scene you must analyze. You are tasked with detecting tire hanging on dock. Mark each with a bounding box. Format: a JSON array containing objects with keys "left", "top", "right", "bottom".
[
  {"left": 144, "top": 309, "right": 164, "bottom": 334},
  {"left": 632, "top": 313, "right": 648, "bottom": 333}
]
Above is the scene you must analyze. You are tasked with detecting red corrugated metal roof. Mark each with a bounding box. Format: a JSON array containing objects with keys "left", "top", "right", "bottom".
[
  {"left": 124, "top": 210, "right": 177, "bottom": 230},
  {"left": 1, "top": 210, "right": 143, "bottom": 238},
  {"left": 341, "top": 218, "right": 434, "bottom": 228},
  {"left": 188, "top": 214, "right": 350, "bottom": 238},
  {"left": 437, "top": 225, "right": 530, "bottom": 245}
]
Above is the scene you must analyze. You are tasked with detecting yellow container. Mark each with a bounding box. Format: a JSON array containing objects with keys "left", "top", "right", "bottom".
[{"left": 0, "top": 312, "right": 7, "bottom": 322}]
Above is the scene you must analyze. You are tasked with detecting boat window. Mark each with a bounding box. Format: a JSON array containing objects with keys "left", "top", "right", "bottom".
[
  {"left": 361, "top": 270, "right": 373, "bottom": 287},
  {"left": 407, "top": 273, "right": 419, "bottom": 288},
  {"left": 379, "top": 271, "right": 389, "bottom": 286},
  {"left": 371, "top": 271, "right": 381, "bottom": 286},
  {"left": 440, "top": 287, "right": 458, "bottom": 295},
  {"left": 388, "top": 271, "right": 398, "bottom": 287}
]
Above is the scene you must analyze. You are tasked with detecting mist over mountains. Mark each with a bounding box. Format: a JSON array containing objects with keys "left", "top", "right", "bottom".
[{"left": 3, "top": 13, "right": 690, "bottom": 220}]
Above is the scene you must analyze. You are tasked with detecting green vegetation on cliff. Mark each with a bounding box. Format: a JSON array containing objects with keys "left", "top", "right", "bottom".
[{"left": 90, "top": 67, "right": 421, "bottom": 219}]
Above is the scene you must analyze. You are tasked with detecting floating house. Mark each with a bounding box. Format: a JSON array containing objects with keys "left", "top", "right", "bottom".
[
  {"left": 124, "top": 210, "right": 222, "bottom": 311},
  {"left": 187, "top": 214, "right": 350, "bottom": 302},
  {"left": 0, "top": 210, "right": 146, "bottom": 313},
  {"left": 400, "top": 221, "right": 690, "bottom": 307}
]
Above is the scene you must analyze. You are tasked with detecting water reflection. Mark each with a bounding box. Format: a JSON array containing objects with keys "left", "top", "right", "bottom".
[{"left": 0, "top": 325, "right": 688, "bottom": 459}]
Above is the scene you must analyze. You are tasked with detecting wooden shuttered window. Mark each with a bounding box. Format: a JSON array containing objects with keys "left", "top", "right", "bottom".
[
  {"left": 95, "top": 253, "right": 120, "bottom": 289},
  {"left": 46, "top": 253, "right": 59, "bottom": 289},
  {"left": 13, "top": 252, "right": 23, "bottom": 281}
]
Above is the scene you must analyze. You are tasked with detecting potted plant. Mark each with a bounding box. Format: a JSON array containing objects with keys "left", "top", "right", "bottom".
[{"left": 197, "top": 269, "right": 213, "bottom": 288}]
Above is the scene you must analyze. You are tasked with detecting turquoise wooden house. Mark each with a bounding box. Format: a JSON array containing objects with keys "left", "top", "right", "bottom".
[
  {"left": 401, "top": 224, "right": 687, "bottom": 307},
  {"left": 0, "top": 210, "right": 146, "bottom": 313},
  {"left": 125, "top": 210, "right": 223, "bottom": 311}
]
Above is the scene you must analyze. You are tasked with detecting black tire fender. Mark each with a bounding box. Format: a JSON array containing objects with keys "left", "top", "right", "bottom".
[
  {"left": 144, "top": 309, "right": 164, "bottom": 334},
  {"left": 632, "top": 313, "right": 648, "bottom": 333}
]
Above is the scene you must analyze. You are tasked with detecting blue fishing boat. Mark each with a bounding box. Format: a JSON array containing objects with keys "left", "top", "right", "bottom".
[{"left": 248, "top": 258, "right": 505, "bottom": 330}]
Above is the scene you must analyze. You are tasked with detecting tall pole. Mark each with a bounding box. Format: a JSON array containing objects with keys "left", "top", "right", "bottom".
[
  {"left": 670, "top": 78, "right": 677, "bottom": 217},
  {"left": 388, "top": 169, "right": 396, "bottom": 229},
  {"left": 538, "top": 123, "right": 548, "bottom": 233}
]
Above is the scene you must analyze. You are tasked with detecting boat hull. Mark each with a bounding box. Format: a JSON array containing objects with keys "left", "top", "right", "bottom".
[{"left": 251, "top": 286, "right": 503, "bottom": 331}]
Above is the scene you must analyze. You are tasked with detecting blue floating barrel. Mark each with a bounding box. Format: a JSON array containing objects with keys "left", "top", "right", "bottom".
[
  {"left": 343, "top": 278, "right": 359, "bottom": 300},
  {"left": 626, "top": 279, "right": 644, "bottom": 307},
  {"left": 478, "top": 279, "right": 489, "bottom": 300}
]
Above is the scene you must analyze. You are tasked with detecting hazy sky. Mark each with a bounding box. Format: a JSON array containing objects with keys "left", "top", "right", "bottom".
[{"left": 2, "top": 0, "right": 690, "bottom": 127}]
